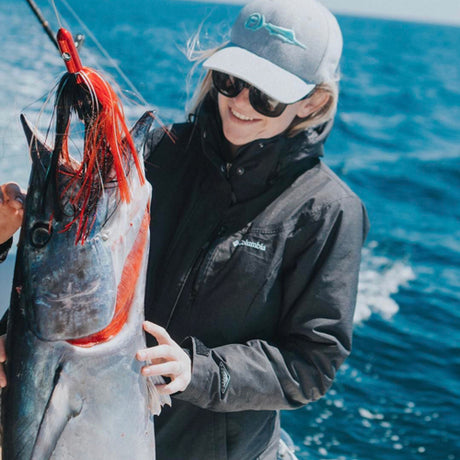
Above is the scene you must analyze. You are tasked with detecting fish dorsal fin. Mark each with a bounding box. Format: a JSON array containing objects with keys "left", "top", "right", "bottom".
[
  {"left": 129, "top": 111, "right": 156, "bottom": 155},
  {"left": 31, "top": 368, "right": 83, "bottom": 460},
  {"left": 20, "top": 114, "right": 53, "bottom": 168}
]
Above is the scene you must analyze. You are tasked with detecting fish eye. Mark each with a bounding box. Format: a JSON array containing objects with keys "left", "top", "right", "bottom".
[
  {"left": 63, "top": 202, "right": 76, "bottom": 217},
  {"left": 30, "top": 223, "right": 53, "bottom": 248}
]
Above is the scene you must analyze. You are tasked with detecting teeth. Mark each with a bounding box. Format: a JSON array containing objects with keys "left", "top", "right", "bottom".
[{"left": 231, "top": 108, "right": 255, "bottom": 121}]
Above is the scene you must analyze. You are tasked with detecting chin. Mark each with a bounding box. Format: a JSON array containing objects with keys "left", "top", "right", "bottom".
[{"left": 223, "top": 128, "right": 254, "bottom": 148}]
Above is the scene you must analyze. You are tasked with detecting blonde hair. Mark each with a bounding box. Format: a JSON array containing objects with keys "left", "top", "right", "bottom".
[
  {"left": 287, "top": 81, "right": 339, "bottom": 136},
  {"left": 186, "top": 46, "right": 339, "bottom": 137},
  {"left": 185, "top": 40, "right": 227, "bottom": 114}
]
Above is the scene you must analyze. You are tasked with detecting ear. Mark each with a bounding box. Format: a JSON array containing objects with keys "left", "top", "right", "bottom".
[{"left": 295, "top": 89, "right": 331, "bottom": 119}]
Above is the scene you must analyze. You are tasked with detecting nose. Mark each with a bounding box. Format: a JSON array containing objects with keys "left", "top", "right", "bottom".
[{"left": 233, "top": 87, "right": 251, "bottom": 106}]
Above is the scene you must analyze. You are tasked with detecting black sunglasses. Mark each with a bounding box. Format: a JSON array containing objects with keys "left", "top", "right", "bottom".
[{"left": 212, "top": 71, "right": 291, "bottom": 118}]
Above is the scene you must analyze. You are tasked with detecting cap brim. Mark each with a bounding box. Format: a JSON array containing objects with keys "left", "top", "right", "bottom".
[{"left": 203, "top": 47, "right": 315, "bottom": 104}]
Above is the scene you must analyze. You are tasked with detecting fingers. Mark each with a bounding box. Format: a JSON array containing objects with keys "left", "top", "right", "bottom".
[
  {"left": 0, "top": 183, "right": 26, "bottom": 244},
  {"left": 136, "top": 344, "right": 176, "bottom": 363},
  {"left": 137, "top": 322, "right": 191, "bottom": 395},
  {"left": 141, "top": 361, "right": 183, "bottom": 378},
  {"left": 0, "top": 335, "right": 7, "bottom": 388},
  {"left": 0, "top": 368, "right": 6, "bottom": 388},
  {"left": 0, "top": 335, "right": 6, "bottom": 362},
  {"left": 156, "top": 380, "right": 187, "bottom": 395},
  {"left": 1, "top": 183, "right": 25, "bottom": 209},
  {"left": 142, "top": 321, "right": 172, "bottom": 346}
]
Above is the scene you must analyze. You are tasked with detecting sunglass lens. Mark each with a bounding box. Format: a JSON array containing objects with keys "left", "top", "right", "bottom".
[
  {"left": 212, "top": 71, "right": 287, "bottom": 117},
  {"left": 212, "top": 71, "right": 241, "bottom": 98},
  {"left": 249, "top": 88, "right": 287, "bottom": 117}
]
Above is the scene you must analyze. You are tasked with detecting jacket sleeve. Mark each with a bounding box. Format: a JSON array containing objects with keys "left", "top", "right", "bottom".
[
  {"left": 174, "top": 195, "right": 369, "bottom": 412},
  {"left": 0, "top": 237, "right": 12, "bottom": 263},
  {"left": 0, "top": 238, "right": 13, "bottom": 335}
]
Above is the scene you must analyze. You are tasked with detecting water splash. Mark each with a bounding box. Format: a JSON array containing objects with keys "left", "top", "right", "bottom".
[{"left": 355, "top": 242, "right": 416, "bottom": 323}]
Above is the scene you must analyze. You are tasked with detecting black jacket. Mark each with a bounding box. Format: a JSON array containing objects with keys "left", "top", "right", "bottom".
[{"left": 143, "top": 97, "right": 369, "bottom": 460}]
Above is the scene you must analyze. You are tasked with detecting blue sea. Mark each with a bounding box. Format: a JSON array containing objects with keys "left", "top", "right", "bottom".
[{"left": 0, "top": 1, "right": 459, "bottom": 459}]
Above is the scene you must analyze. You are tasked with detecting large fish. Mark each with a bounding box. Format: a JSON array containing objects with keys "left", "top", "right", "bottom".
[{"left": 1, "top": 28, "right": 167, "bottom": 459}]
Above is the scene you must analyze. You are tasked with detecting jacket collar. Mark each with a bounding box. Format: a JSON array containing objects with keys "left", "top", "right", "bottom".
[{"left": 194, "top": 94, "right": 331, "bottom": 202}]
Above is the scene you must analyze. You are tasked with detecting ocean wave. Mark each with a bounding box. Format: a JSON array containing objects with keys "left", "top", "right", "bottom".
[{"left": 355, "top": 243, "right": 416, "bottom": 323}]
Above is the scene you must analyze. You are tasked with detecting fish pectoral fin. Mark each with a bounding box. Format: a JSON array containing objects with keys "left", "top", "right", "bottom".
[
  {"left": 31, "top": 369, "right": 83, "bottom": 460},
  {"left": 147, "top": 376, "right": 171, "bottom": 416}
]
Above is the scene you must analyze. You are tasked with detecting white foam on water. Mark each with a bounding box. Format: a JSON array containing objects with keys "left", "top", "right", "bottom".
[
  {"left": 358, "top": 407, "right": 384, "bottom": 420},
  {"left": 355, "top": 242, "right": 416, "bottom": 323}
]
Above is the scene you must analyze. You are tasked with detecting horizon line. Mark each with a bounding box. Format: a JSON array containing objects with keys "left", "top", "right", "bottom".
[{"left": 182, "top": 0, "right": 460, "bottom": 28}]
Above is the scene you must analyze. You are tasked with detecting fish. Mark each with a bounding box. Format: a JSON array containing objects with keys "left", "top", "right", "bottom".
[{"left": 1, "top": 28, "right": 168, "bottom": 459}]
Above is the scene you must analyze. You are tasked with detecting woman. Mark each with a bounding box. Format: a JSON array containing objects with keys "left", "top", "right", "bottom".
[
  {"left": 136, "top": 0, "right": 368, "bottom": 458},
  {"left": 0, "top": 0, "right": 369, "bottom": 458}
]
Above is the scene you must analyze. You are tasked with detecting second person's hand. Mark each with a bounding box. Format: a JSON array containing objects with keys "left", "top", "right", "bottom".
[{"left": 0, "top": 182, "right": 26, "bottom": 244}]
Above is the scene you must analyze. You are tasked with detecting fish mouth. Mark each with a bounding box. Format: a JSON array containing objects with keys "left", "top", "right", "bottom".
[
  {"left": 29, "top": 283, "right": 117, "bottom": 341},
  {"left": 24, "top": 232, "right": 118, "bottom": 342},
  {"left": 37, "top": 278, "right": 103, "bottom": 306}
]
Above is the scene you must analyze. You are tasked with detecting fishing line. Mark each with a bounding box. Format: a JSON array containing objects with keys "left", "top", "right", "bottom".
[
  {"left": 56, "top": 0, "right": 151, "bottom": 108},
  {"left": 55, "top": 0, "right": 172, "bottom": 140},
  {"left": 23, "top": 0, "right": 171, "bottom": 159},
  {"left": 49, "top": 0, "right": 63, "bottom": 29},
  {"left": 24, "top": 0, "right": 59, "bottom": 49}
]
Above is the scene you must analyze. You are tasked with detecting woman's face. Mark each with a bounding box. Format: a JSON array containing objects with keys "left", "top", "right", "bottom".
[{"left": 217, "top": 89, "right": 307, "bottom": 151}]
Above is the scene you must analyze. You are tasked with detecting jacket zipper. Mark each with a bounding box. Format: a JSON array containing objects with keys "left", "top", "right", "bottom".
[
  {"left": 225, "top": 162, "right": 232, "bottom": 178},
  {"left": 189, "top": 243, "right": 210, "bottom": 303},
  {"left": 189, "top": 222, "right": 229, "bottom": 303},
  {"left": 165, "top": 260, "right": 196, "bottom": 330},
  {"left": 165, "top": 225, "right": 224, "bottom": 330}
]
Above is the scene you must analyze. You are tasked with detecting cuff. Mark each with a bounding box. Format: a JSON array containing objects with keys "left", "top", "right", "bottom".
[
  {"left": 0, "top": 237, "right": 13, "bottom": 263},
  {"left": 0, "top": 310, "right": 8, "bottom": 336},
  {"left": 173, "top": 336, "right": 214, "bottom": 404}
]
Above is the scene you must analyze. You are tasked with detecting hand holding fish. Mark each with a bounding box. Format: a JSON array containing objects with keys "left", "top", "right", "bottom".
[
  {"left": 137, "top": 321, "right": 192, "bottom": 395},
  {"left": 0, "top": 182, "right": 25, "bottom": 244}
]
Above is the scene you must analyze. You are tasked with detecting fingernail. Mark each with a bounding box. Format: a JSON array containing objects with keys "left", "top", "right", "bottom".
[
  {"left": 15, "top": 195, "right": 24, "bottom": 204},
  {"left": 137, "top": 352, "right": 146, "bottom": 360}
]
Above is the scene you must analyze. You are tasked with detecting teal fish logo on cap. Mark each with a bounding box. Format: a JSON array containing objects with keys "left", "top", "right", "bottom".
[{"left": 245, "top": 13, "right": 306, "bottom": 49}]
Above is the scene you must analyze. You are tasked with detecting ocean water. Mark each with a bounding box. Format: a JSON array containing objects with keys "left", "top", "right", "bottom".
[{"left": 0, "top": 1, "right": 459, "bottom": 459}]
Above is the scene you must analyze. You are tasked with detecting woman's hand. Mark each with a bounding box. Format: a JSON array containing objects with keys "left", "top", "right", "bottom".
[
  {"left": 136, "top": 321, "right": 191, "bottom": 395},
  {"left": 0, "top": 182, "right": 26, "bottom": 244},
  {"left": 0, "top": 334, "right": 7, "bottom": 388}
]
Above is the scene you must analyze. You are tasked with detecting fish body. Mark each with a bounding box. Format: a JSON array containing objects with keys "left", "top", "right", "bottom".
[{"left": 1, "top": 110, "right": 162, "bottom": 459}]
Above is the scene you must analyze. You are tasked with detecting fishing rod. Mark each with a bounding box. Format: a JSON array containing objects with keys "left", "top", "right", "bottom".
[
  {"left": 23, "top": 0, "right": 167, "bottom": 134},
  {"left": 25, "top": 0, "right": 85, "bottom": 51},
  {"left": 24, "top": 0, "right": 149, "bottom": 108},
  {"left": 25, "top": 0, "right": 60, "bottom": 50}
]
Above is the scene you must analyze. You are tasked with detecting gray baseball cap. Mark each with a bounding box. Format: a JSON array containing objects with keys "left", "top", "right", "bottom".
[{"left": 203, "top": 0, "right": 343, "bottom": 104}]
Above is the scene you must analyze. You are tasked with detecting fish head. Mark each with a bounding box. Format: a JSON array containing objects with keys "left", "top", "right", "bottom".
[{"left": 18, "top": 112, "right": 154, "bottom": 342}]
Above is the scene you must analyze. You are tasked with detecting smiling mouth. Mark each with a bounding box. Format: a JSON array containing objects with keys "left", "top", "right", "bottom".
[{"left": 229, "top": 107, "right": 258, "bottom": 122}]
